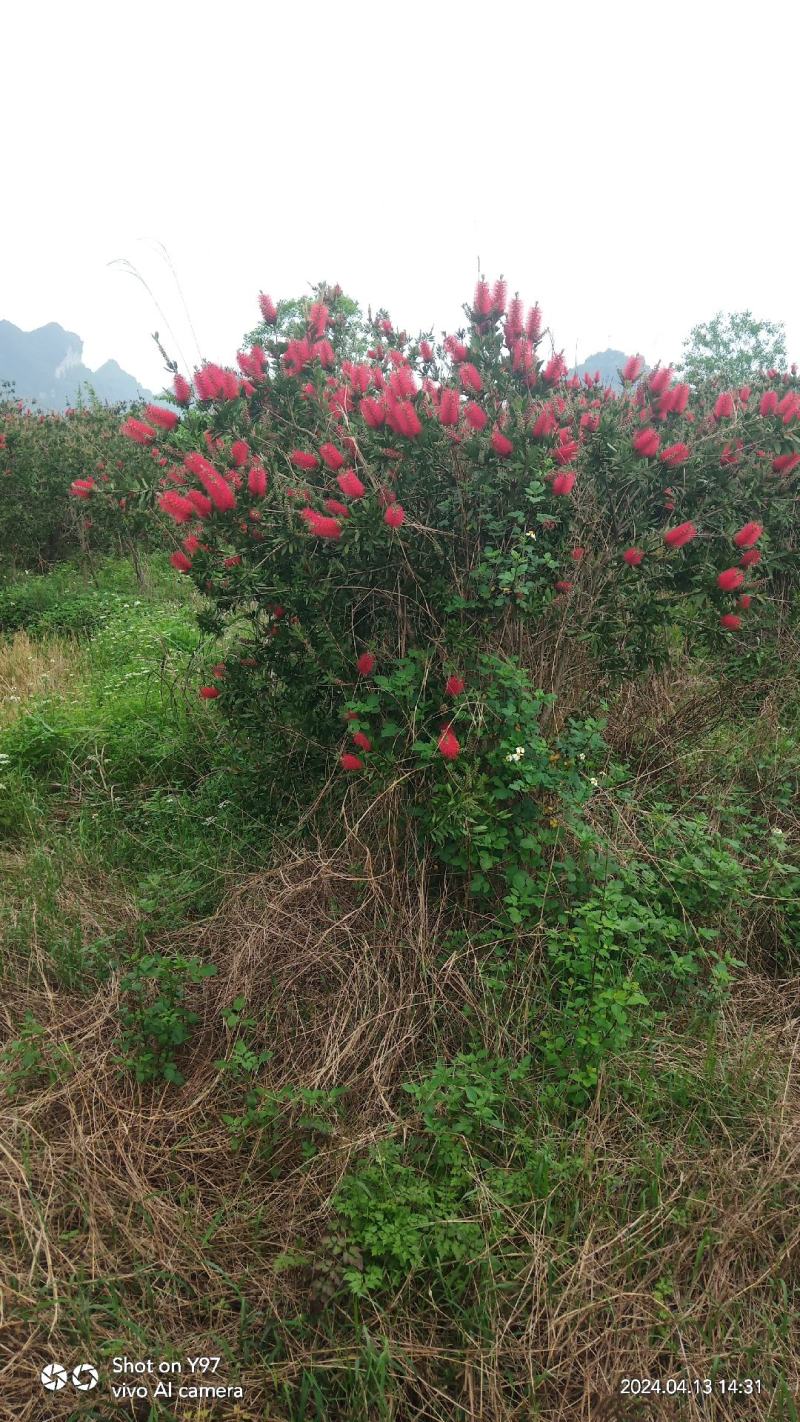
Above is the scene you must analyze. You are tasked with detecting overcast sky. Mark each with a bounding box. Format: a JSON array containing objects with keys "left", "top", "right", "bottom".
[{"left": 3, "top": 0, "right": 798, "bottom": 394}]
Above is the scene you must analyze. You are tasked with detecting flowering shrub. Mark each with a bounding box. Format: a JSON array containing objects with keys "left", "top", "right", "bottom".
[
  {"left": 0, "top": 384, "right": 158, "bottom": 574},
  {"left": 85, "top": 277, "right": 799, "bottom": 897}
]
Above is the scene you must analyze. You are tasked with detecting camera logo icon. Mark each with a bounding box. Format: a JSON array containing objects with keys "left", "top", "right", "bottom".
[
  {"left": 40, "top": 1363, "right": 69, "bottom": 1391},
  {"left": 72, "top": 1364, "right": 99, "bottom": 1390}
]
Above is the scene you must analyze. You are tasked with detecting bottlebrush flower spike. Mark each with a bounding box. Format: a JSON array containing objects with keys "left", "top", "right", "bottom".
[
  {"left": 438, "top": 725, "right": 460, "bottom": 760},
  {"left": 505, "top": 297, "right": 524, "bottom": 341},
  {"left": 552, "top": 471, "right": 576, "bottom": 495},
  {"left": 491, "top": 279, "right": 507, "bottom": 314},
  {"left": 459, "top": 363, "right": 483, "bottom": 394},
  {"left": 199, "top": 686, "right": 220, "bottom": 699},
  {"left": 759, "top": 390, "right": 778, "bottom": 416},
  {"left": 70, "top": 478, "right": 95, "bottom": 498},
  {"left": 621, "top": 354, "right": 644, "bottom": 382},
  {"left": 185, "top": 490, "right": 213, "bottom": 519},
  {"left": 438, "top": 388, "right": 461, "bottom": 426},
  {"left": 159, "top": 491, "right": 197, "bottom": 523},
  {"left": 231, "top": 440, "right": 250, "bottom": 467},
  {"left": 248, "top": 465, "right": 267, "bottom": 496},
  {"left": 720, "top": 614, "right": 741, "bottom": 631},
  {"left": 737, "top": 594, "right": 752, "bottom": 609},
  {"left": 554, "top": 440, "right": 579, "bottom": 465},
  {"left": 664, "top": 521, "right": 698, "bottom": 548},
  {"left": 319, "top": 442, "right": 346, "bottom": 471},
  {"left": 525, "top": 304, "right": 543, "bottom": 342},
  {"left": 356, "top": 652, "right": 376, "bottom": 676},
  {"left": 532, "top": 407, "right": 557, "bottom": 438},
  {"left": 555, "top": 581, "right": 573, "bottom": 593},
  {"left": 739, "top": 386, "right": 751, "bottom": 403},
  {"left": 542, "top": 353, "right": 567, "bottom": 384},
  {"left": 300, "top": 508, "right": 342, "bottom": 539},
  {"left": 384, "top": 503, "right": 405, "bottom": 528},
  {"left": 340, "top": 753, "right": 364, "bottom": 771},
  {"left": 170, "top": 551, "right": 193, "bottom": 573},
  {"left": 733, "top": 522, "right": 763, "bottom": 548},
  {"left": 491, "top": 429, "right": 513, "bottom": 457},
  {"left": 571, "top": 547, "right": 585, "bottom": 561},
  {"left": 444, "top": 336, "right": 469, "bottom": 362},
  {"left": 648, "top": 367, "right": 673, "bottom": 395},
  {"left": 337, "top": 470, "right": 366, "bottom": 498},
  {"left": 324, "top": 498, "right": 351, "bottom": 517},
  {"left": 309, "top": 302, "right": 329, "bottom": 338},
  {"left": 183, "top": 535, "right": 201, "bottom": 554},
  {"left": 739, "top": 549, "right": 761, "bottom": 568},
  {"left": 465, "top": 402, "right": 487, "bottom": 431},
  {"left": 173, "top": 374, "right": 192, "bottom": 404},
  {"left": 121, "top": 417, "right": 157, "bottom": 444},
  {"left": 290, "top": 450, "right": 319, "bottom": 471},
  {"left": 446, "top": 675, "right": 465, "bottom": 696},
  {"left": 773, "top": 453, "right": 800, "bottom": 476},
  {"left": 352, "top": 731, "right": 372, "bottom": 752},
  {"left": 259, "top": 293, "right": 278, "bottom": 323},
  {"left": 623, "top": 548, "right": 644, "bottom": 566},
  {"left": 145, "top": 403, "right": 179, "bottom": 431},
  {"left": 660, "top": 443, "right": 690, "bottom": 467},
  {"left": 713, "top": 391, "right": 735, "bottom": 419},
  {"left": 419, "top": 340, "right": 434, "bottom": 362},
  {"left": 473, "top": 280, "right": 493, "bottom": 317},
  {"left": 633, "top": 427, "right": 660, "bottom": 458},
  {"left": 360, "top": 396, "right": 386, "bottom": 428},
  {"left": 717, "top": 567, "right": 745, "bottom": 591}
]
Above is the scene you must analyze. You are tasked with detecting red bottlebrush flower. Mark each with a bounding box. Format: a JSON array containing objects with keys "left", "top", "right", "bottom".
[
  {"left": 309, "top": 302, "right": 329, "bottom": 339},
  {"left": 324, "top": 498, "right": 350, "bottom": 517},
  {"left": 713, "top": 391, "right": 735, "bottom": 419},
  {"left": 199, "top": 686, "right": 220, "bottom": 699},
  {"left": 664, "top": 521, "right": 698, "bottom": 549},
  {"left": 384, "top": 503, "right": 405, "bottom": 529},
  {"left": 144, "top": 403, "right": 178, "bottom": 432},
  {"left": 719, "top": 444, "right": 739, "bottom": 467},
  {"left": 737, "top": 594, "right": 752, "bottom": 610},
  {"left": 717, "top": 567, "right": 745, "bottom": 592},
  {"left": 121, "top": 416, "right": 157, "bottom": 445},
  {"left": 733, "top": 522, "right": 763, "bottom": 548},
  {"left": 491, "top": 429, "right": 513, "bottom": 457},
  {"left": 633, "top": 427, "right": 660, "bottom": 458},
  {"left": 70, "top": 478, "right": 95, "bottom": 499},
  {"left": 170, "top": 551, "right": 193, "bottom": 573},
  {"left": 210, "top": 664, "right": 226, "bottom": 679},
  {"left": 185, "top": 490, "right": 213, "bottom": 519},
  {"left": 445, "top": 674, "right": 465, "bottom": 696},
  {"left": 551, "top": 471, "right": 576, "bottom": 496},
  {"left": 352, "top": 731, "right": 372, "bottom": 752},
  {"left": 290, "top": 450, "right": 319, "bottom": 471},
  {"left": 580, "top": 412, "right": 600, "bottom": 434},
  {"left": 444, "top": 336, "right": 469, "bottom": 362},
  {"left": 621, "top": 354, "right": 644, "bottom": 382},
  {"left": 660, "top": 442, "right": 691, "bottom": 467},
  {"left": 438, "top": 725, "right": 460, "bottom": 760},
  {"left": 473, "top": 280, "right": 493, "bottom": 317},
  {"left": 532, "top": 407, "right": 557, "bottom": 438},
  {"left": 158, "top": 490, "right": 197, "bottom": 524},
  {"left": 231, "top": 439, "right": 250, "bottom": 467},
  {"left": 224, "top": 555, "right": 242, "bottom": 568},
  {"left": 459, "top": 363, "right": 483, "bottom": 394},
  {"left": 555, "top": 580, "right": 573, "bottom": 593},
  {"left": 248, "top": 465, "right": 267, "bottom": 496},
  {"left": 740, "top": 549, "right": 762, "bottom": 568},
  {"left": 491, "top": 279, "right": 507, "bottom": 314},
  {"left": 173, "top": 373, "right": 192, "bottom": 404},
  {"left": 720, "top": 614, "right": 741, "bottom": 631},
  {"left": 340, "top": 753, "right": 364, "bottom": 771},
  {"left": 259, "top": 292, "right": 278, "bottom": 324},
  {"left": 739, "top": 386, "right": 751, "bottom": 404},
  {"left": 313, "top": 339, "right": 335, "bottom": 368},
  {"left": 319, "top": 442, "right": 345, "bottom": 471},
  {"left": 773, "top": 453, "right": 800, "bottom": 476},
  {"left": 525, "top": 304, "right": 543, "bottom": 342},
  {"left": 777, "top": 392, "right": 800, "bottom": 424},
  {"left": 542, "top": 353, "right": 567, "bottom": 384},
  {"left": 554, "top": 440, "right": 579, "bottom": 465},
  {"left": 183, "top": 535, "right": 201, "bottom": 555},
  {"left": 337, "top": 470, "right": 366, "bottom": 499},
  {"left": 419, "top": 340, "right": 434, "bottom": 362},
  {"left": 388, "top": 399, "right": 422, "bottom": 439},
  {"left": 356, "top": 652, "right": 375, "bottom": 677},
  {"left": 438, "top": 388, "right": 461, "bottom": 426},
  {"left": 505, "top": 297, "right": 524, "bottom": 341},
  {"left": 360, "top": 396, "right": 385, "bottom": 429},
  {"left": 299, "top": 508, "right": 342, "bottom": 540},
  {"left": 759, "top": 390, "right": 778, "bottom": 416},
  {"left": 623, "top": 547, "right": 644, "bottom": 566},
  {"left": 670, "top": 382, "right": 690, "bottom": 414},
  {"left": 571, "top": 547, "right": 585, "bottom": 561},
  {"left": 465, "top": 402, "right": 487, "bottom": 431},
  {"left": 648, "top": 367, "right": 673, "bottom": 395}
]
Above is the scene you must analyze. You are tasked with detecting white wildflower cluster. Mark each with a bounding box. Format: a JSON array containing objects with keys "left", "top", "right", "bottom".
[{"left": 505, "top": 745, "right": 526, "bottom": 764}]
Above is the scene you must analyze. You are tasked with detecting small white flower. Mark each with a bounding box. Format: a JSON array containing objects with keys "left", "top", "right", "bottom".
[
  {"left": 589, "top": 776, "right": 599, "bottom": 787},
  {"left": 525, "top": 530, "right": 537, "bottom": 540},
  {"left": 771, "top": 826, "right": 784, "bottom": 836},
  {"left": 578, "top": 753, "right": 586, "bottom": 761},
  {"left": 515, "top": 746, "right": 526, "bottom": 756}
]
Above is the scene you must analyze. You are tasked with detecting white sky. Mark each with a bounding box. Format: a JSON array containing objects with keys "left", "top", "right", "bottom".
[{"left": 3, "top": 0, "right": 798, "bottom": 394}]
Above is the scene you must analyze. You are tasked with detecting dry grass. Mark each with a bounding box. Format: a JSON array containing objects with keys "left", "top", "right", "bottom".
[
  {"left": 1, "top": 838, "right": 798, "bottom": 1422},
  {"left": 0, "top": 632, "right": 84, "bottom": 725}
]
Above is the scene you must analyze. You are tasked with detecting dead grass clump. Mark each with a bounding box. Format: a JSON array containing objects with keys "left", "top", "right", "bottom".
[{"left": 0, "top": 631, "right": 84, "bottom": 724}]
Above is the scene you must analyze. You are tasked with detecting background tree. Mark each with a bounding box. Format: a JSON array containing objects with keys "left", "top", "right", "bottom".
[{"left": 678, "top": 310, "right": 787, "bottom": 387}]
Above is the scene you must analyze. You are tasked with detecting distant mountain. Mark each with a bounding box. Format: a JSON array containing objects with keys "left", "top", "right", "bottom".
[
  {"left": 572, "top": 348, "right": 649, "bottom": 391},
  {"left": 0, "top": 320, "right": 152, "bottom": 410}
]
